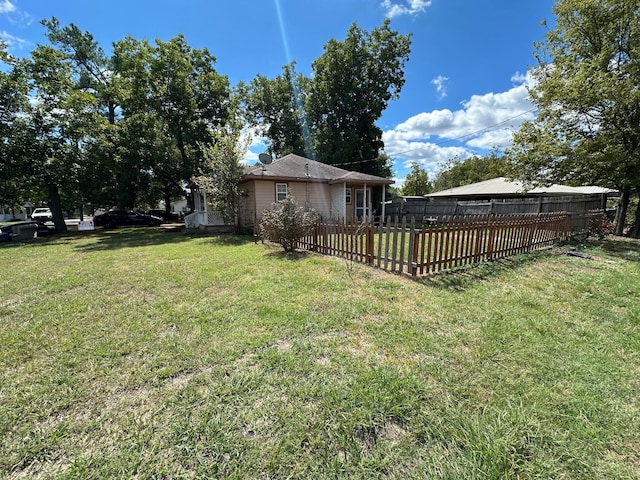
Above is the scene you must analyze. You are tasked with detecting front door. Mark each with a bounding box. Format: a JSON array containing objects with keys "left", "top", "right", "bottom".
[{"left": 355, "top": 188, "right": 369, "bottom": 219}]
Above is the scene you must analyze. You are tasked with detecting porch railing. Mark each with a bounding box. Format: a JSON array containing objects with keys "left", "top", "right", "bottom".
[{"left": 184, "top": 211, "right": 225, "bottom": 228}]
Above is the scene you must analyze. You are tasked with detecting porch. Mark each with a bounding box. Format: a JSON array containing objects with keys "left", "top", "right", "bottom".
[{"left": 183, "top": 192, "right": 234, "bottom": 231}]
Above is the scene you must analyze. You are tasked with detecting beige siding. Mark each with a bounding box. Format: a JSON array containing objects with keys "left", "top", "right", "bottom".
[
  {"left": 330, "top": 183, "right": 346, "bottom": 219},
  {"left": 246, "top": 180, "right": 334, "bottom": 224},
  {"left": 238, "top": 181, "right": 256, "bottom": 228},
  {"left": 254, "top": 181, "right": 277, "bottom": 221}
]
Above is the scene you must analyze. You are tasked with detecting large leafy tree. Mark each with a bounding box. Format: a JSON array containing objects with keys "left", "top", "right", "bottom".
[
  {"left": 243, "top": 21, "right": 411, "bottom": 178},
  {"left": 509, "top": 0, "right": 640, "bottom": 236},
  {"left": 5, "top": 46, "right": 98, "bottom": 232},
  {"left": 114, "top": 35, "right": 232, "bottom": 209},
  {"left": 309, "top": 20, "right": 411, "bottom": 177},
  {"left": 241, "top": 63, "right": 310, "bottom": 158},
  {"left": 0, "top": 50, "right": 32, "bottom": 216},
  {"left": 42, "top": 18, "right": 122, "bottom": 212}
]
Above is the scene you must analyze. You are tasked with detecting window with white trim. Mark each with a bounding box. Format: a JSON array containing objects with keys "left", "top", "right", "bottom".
[
  {"left": 345, "top": 188, "right": 352, "bottom": 204},
  {"left": 276, "top": 183, "right": 288, "bottom": 202}
]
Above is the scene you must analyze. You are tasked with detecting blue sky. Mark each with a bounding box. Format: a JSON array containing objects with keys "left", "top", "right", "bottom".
[{"left": 1, "top": 0, "right": 555, "bottom": 185}]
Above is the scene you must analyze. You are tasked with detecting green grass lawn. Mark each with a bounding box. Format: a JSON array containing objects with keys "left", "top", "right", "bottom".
[{"left": 1, "top": 229, "right": 639, "bottom": 479}]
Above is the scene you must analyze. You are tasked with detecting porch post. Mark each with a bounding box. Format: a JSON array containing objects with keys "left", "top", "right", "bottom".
[
  {"left": 364, "top": 183, "right": 369, "bottom": 221},
  {"left": 381, "top": 184, "right": 386, "bottom": 220}
]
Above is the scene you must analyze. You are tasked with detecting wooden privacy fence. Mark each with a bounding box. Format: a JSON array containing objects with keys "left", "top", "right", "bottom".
[{"left": 299, "top": 213, "right": 571, "bottom": 277}]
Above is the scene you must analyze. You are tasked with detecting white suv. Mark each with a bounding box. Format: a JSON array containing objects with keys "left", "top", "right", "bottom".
[{"left": 31, "top": 207, "right": 53, "bottom": 221}]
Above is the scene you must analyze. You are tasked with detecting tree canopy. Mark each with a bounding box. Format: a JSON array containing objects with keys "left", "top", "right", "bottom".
[
  {"left": 509, "top": 0, "right": 640, "bottom": 235},
  {"left": 242, "top": 20, "right": 411, "bottom": 178},
  {"left": 241, "top": 63, "right": 309, "bottom": 159},
  {"left": 2, "top": 18, "right": 410, "bottom": 223},
  {"left": 433, "top": 152, "right": 511, "bottom": 192},
  {"left": 1, "top": 19, "right": 234, "bottom": 223},
  {"left": 401, "top": 162, "right": 432, "bottom": 196}
]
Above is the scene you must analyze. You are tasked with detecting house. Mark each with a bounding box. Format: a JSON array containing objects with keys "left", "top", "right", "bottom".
[
  {"left": 186, "top": 153, "right": 394, "bottom": 230},
  {"left": 239, "top": 154, "right": 394, "bottom": 230}
]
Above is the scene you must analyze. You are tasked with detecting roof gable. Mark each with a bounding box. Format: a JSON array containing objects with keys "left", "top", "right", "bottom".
[{"left": 242, "top": 154, "right": 393, "bottom": 185}]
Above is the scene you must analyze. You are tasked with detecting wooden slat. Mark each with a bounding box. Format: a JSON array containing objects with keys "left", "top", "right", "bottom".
[{"left": 299, "top": 212, "right": 570, "bottom": 278}]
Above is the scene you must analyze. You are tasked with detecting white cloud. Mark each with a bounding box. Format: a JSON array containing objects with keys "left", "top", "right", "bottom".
[
  {"left": 382, "top": 0, "right": 431, "bottom": 18},
  {"left": 384, "top": 72, "right": 537, "bottom": 177},
  {"left": 432, "top": 75, "right": 448, "bottom": 100},
  {"left": 0, "top": 30, "right": 29, "bottom": 49},
  {"left": 242, "top": 126, "right": 269, "bottom": 165},
  {"left": 0, "top": 0, "right": 32, "bottom": 28},
  {"left": 0, "top": 0, "right": 15, "bottom": 14}
]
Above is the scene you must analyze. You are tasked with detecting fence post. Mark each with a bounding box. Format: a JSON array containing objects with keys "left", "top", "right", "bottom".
[
  {"left": 366, "top": 220, "right": 374, "bottom": 265},
  {"left": 411, "top": 218, "right": 419, "bottom": 276},
  {"left": 487, "top": 219, "right": 496, "bottom": 260}
]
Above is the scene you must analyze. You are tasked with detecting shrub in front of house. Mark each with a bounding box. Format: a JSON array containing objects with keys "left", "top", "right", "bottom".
[{"left": 259, "top": 196, "right": 317, "bottom": 252}]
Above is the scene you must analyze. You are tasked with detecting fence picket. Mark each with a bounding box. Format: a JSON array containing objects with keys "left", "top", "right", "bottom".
[{"left": 299, "top": 213, "right": 569, "bottom": 278}]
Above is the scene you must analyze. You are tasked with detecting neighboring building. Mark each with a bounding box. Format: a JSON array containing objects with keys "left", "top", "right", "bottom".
[
  {"left": 1, "top": 205, "right": 32, "bottom": 222},
  {"left": 186, "top": 153, "right": 394, "bottom": 230},
  {"left": 388, "top": 177, "right": 618, "bottom": 231},
  {"left": 426, "top": 177, "right": 617, "bottom": 200}
]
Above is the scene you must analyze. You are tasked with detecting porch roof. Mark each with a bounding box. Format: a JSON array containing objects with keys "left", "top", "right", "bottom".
[{"left": 241, "top": 154, "right": 393, "bottom": 186}]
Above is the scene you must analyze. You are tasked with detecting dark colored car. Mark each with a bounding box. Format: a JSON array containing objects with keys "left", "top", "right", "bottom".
[
  {"left": 0, "top": 221, "right": 55, "bottom": 242},
  {"left": 146, "top": 209, "right": 182, "bottom": 223},
  {"left": 93, "top": 210, "right": 163, "bottom": 228}
]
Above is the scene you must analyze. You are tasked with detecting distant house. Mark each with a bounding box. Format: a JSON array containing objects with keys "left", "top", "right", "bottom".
[
  {"left": 382, "top": 177, "right": 617, "bottom": 231},
  {"left": 1, "top": 205, "right": 32, "bottom": 222},
  {"left": 426, "top": 177, "right": 617, "bottom": 201},
  {"left": 186, "top": 153, "right": 394, "bottom": 230}
]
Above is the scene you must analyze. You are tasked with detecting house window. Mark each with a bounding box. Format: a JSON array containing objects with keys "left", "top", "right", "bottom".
[
  {"left": 276, "top": 183, "right": 288, "bottom": 202},
  {"left": 345, "top": 188, "right": 352, "bottom": 204}
]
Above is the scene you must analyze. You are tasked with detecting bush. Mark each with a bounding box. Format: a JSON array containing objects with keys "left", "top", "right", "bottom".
[
  {"left": 588, "top": 215, "right": 614, "bottom": 239},
  {"left": 259, "top": 196, "right": 317, "bottom": 252}
]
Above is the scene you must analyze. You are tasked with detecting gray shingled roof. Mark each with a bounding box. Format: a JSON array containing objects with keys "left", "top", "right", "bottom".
[{"left": 242, "top": 154, "right": 393, "bottom": 185}]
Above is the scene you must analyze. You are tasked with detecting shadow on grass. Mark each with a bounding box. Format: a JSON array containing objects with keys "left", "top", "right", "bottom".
[
  {"left": 264, "top": 250, "right": 310, "bottom": 261},
  {"left": 415, "top": 251, "right": 551, "bottom": 292},
  {"left": 69, "top": 228, "right": 255, "bottom": 252},
  {"left": 584, "top": 236, "right": 640, "bottom": 263}
]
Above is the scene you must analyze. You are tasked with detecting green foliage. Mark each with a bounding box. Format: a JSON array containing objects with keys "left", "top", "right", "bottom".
[
  {"left": 509, "top": 0, "right": 640, "bottom": 235},
  {"left": 241, "top": 63, "right": 310, "bottom": 158},
  {"left": 309, "top": 20, "right": 411, "bottom": 177},
  {"left": 433, "top": 152, "right": 511, "bottom": 191},
  {"left": 241, "top": 21, "right": 411, "bottom": 178},
  {"left": 3, "top": 19, "right": 235, "bottom": 215},
  {"left": 401, "top": 162, "right": 431, "bottom": 196},
  {"left": 259, "top": 196, "right": 317, "bottom": 252},
  {"left": 114, "top": 34, "right": 232, "bottom": 210},
  {"left": 195, "top": 123, "right": 248, "bottom": 225}
]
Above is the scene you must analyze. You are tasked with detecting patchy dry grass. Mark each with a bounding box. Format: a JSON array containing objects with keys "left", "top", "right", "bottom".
[{"left": 1, "top": 229, "right": 639, "bottom": 479}]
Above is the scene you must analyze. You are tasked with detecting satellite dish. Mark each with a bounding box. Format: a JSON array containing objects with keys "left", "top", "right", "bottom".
[{"left": 258, "top": 153, "right": 273, "bottom": 165}]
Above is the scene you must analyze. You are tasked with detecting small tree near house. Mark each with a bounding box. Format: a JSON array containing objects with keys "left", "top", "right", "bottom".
[{"left": 259, "top": 196, "right": 317, "bottom": 252}]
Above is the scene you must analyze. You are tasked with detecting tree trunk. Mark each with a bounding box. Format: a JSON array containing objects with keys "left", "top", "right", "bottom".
[
  {"left": 164, "top": 189, "right": 171, "bottom": 215},
  {"left": 614, "top": 186, "right": 630, "bottom": 236},
  {"left": 627, "top": 196, "right": 640, "bottom": 238},
  {"left": 47, "top": 183, "right": 68, "bottom": 234}
]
